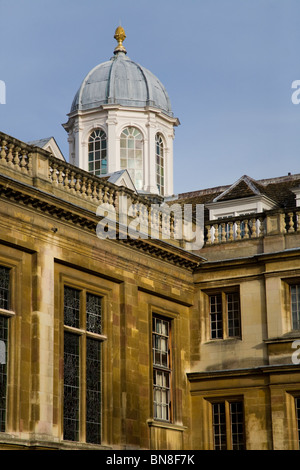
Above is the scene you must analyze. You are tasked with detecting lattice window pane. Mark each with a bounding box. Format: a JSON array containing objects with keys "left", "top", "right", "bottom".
[
  {"left": 63, "top": 332, "right": 80, "bottom": 441},
  {"left": 0, "top": 315, "right": 8, "bottom": 432},
  {"left": 86, "top": 293, "right": 102, "bottom": 335},
  {"left": 291, "top": 285, "right": 300, "bottom": 330},
  {"left": 210, "top": 294, "right": 223, "bottom": 339},
  {"left": 0, "top": 267, "right": 10, "bottom": 311},
  {"left": 153, "top": 370, "right": 170, "bottom": 421},
  {"left": 213, "top": 402, "right": 227, "bottom": 450},
  {"left": 230, "top": 402, "right": 245, "bottom": 450},
  {"left": 155, "top": 134, "right": 164, "bottom": 196},
  {"left": 88, "top": 129, "right": 107, "bottom": 176},
  {"left": 86, "top": 338, "right": 101, "bottom": 444},
  {"left": 120, "top": 127, "right": 143, "bottom": 190},
  {"left": 227, "top": 293, "right": 241, "bottom": 337},
  {"left": 64, "top": 286, "right": 80, "bottom": 329}
]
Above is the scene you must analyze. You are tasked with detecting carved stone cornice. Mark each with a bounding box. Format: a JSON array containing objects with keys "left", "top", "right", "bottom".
[{"left": 0, "top": 175, "right": 203, "bottom": 271}]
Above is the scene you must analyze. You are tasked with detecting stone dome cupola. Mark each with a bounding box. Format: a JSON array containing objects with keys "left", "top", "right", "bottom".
[{"left": 63, "top": 27, "right": 179, "bottom": 197}]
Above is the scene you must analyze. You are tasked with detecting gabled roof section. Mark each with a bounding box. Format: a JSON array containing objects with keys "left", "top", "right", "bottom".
[
  {"left": 213, "top": 175, "right": 272, "bottom": 202},
  {"left": 28, "top": 137, "right": 65, "bottom": 161},
  {"left": 100, "top": 170, "right": 137, "bottom": 193}
]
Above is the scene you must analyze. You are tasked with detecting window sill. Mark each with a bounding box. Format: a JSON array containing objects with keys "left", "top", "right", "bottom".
[
  {"left": 204, "top": 337, "right": 242, "bottom": 344},
  {"left": 147, "top": 419, "right": 187, "bottom": 432},
  {"left": 0, "top": 308, "right": 15, "bottom": 317}
]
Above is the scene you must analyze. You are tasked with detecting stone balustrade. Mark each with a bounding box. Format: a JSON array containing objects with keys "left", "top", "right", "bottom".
[
  {"left": 204, "top": 209, "right": 300, "bottom": 246},
  {"left": 0, "top": 134, "right": 33, "bottom": 175},
  {"left": 205, "top": 215, "right": 266, "bottom": 245},
  {"left": 2, "top": 131, "right": 300, "bottom": 249},
  {"left": 0, "top": 131, "right": 177, "bottom": 242}
]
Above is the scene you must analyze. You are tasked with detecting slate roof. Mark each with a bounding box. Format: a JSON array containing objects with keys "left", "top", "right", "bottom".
[{"left": 172, "top": 173, "right": 300, "bottom": 216}]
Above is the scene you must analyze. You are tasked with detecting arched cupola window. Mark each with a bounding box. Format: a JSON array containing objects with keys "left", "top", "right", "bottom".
[
  {"left": 88, "top": 129, "right": 107, "bottom": 176},
  {"left": 155, "top": 134, "right": 164, "bottom": 195},
  {"left": 120, "top": 127, "right": 143, "bottom": 190}
]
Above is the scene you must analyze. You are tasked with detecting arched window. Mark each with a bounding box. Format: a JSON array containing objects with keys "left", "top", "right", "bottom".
[
  {"left": 120, "top": 127, "right": 143, "bottom": 190},
  {"left": 88, "top": 129, "right": 107, "bottom": 176},
  {"left": 155, "top": 134, "right": 164, "bottom": 195}
]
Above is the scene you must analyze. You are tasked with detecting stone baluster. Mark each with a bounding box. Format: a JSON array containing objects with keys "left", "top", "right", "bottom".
[
  {"left": 69, "top": 171, "right": 76, "bottom": 193},
  {"left": 64, "top": 169, "right": 70, "bottom": 190},
  {"left": 92, "top": 181, "right": 99, "bottom": 203},
  {"left": 27, "top": 153, "right": 33, "bottom": 176},
  {"left": 228, "top": 222, "right": 234, "bottom": 241},
  {"left": 170, "top": 212, "right": 175, "bottom": 239},
  {"left": 98, "top": 185, "right": 103, "bottom": 205},
  {"left": 58, "top": 165, "right": 64, "bottom": 185},
  {"left": 103, "top": 186, "right": 109, "bottom": 204},
  {"left": 221, "top": 223, "right": 226, "bottom": 243},
  {"left": 212, "top": 224, "right": 218, "bottom": 244},
  {"left": 258, "top": 217, "right": 265, "bottom": 237},
  {"left": 13, "top": 146, "right": 21, "bottom": 169},
  {"left": 205, "top": 225, "right": 212, "bottom": 245},
  {"left": 236, "top": 220, "right": 241, "bottom": 240},
  {"left": 288, "top": 212, "right": 295, "bottom": 233},
  {"left": 81, "top": 176, "right": 87, "bottom": 198},
  {"left": 86, "top": 179, "right": 93, "bottom": 199},
  {"left": 7, "top": 143, "right": 14, "bottom": 167},
  {"left": 244, "top": 220, "right": 249, "bottom": 239},
  {"left": 297, "top": 211, "right": 300, "bottom": 232},
  {"left": 52, "top": 163, "right": 58, "bottom": 184},
  {"left": 75, "top": 174, "right": 81, "bottom": 194},
  {"left": 0, "top": 140, "right": 7, "bottom": 163},
  {"left": 109, "top": 188, "right": 114, "bottom": 206},
  {"left": 251, "top": 218, "right": 257, "bottom": 238},
  {"left": 20, "top": 149, "right": 27, "bottom": 173}
]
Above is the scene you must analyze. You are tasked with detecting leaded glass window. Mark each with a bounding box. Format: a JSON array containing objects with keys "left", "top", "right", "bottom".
[
  {"left": 0, "top": 266, "right": 10, "bottom": 310},
  {"left": 86, "top": 338, "right": 101, "bottom": 444},
  {"left": 63, "top": 332, "right": 80, "bottom": 441},
  {"left": 120, "top": 127, "right": 143, "bottom": 190},
  {"left": 88, "top": 129, "right": 107, "bottom": 176},
  {"left": 86, "top": 293, "right": 102, "bottom": 335},
  {"left": 152, "top": 316, "right": 171, "bottom": 421},
  {"left": 0, "top": 266, "right": 10, "bottom": 433},
  {"left": 0, "top": 315, "right": 8, "bottom": 433},
  {"left": 291, "top": 285, "right": 300, "bottom": 330},
  {"left": 64, "top": 286, "right": 80, "bottom": 328},
  {"left": 63, "top": 286, "right": 103, "bottom": 444},
  {"left": 155, "top": 134, "right": 164, "bottom": 196}
]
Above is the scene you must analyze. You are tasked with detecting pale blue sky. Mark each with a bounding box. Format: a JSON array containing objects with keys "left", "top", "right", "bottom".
[{"left": 1, "top": 0, "right": 300, "bottom": 194}]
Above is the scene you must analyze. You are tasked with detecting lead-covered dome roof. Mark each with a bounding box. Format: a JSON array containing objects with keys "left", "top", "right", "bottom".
[{"left": 70, "top": 27, "right": 173, "bottom": 117}]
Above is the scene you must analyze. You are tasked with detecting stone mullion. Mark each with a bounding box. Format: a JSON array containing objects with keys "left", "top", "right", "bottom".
[{"left": 31, "top": 247, "right": 55, "bottom": 437}]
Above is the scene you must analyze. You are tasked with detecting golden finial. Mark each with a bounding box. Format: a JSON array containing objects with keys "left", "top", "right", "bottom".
[{"left": 114, "top": 26, "right": 127, "bottom": 54}]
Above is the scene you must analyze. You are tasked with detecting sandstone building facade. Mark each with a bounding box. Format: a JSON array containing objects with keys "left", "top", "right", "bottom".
[{"left": 1, "top": 28, "right": 300, "bottom": 450}]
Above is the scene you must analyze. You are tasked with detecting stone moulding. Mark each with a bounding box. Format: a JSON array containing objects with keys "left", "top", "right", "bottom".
[{"left": 0, "top": 174, "right": 203, "bottom": 271}]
